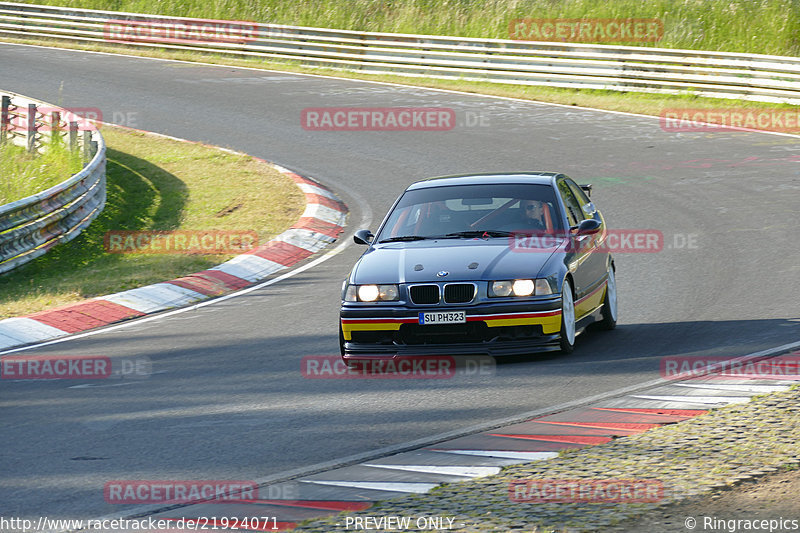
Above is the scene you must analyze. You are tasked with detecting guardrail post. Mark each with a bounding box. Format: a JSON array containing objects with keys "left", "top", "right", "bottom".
[
  {"left": 26, "top": 103, "right": 37, "bottom": 153},
  {"left": 82, "top": 129, "right": 91, "bottom": 161},
  {"left": 69, "top": 121, "right": 78, "bottom": 151},
  {"left": 51, "top": 110, "right": 61, "bottom": 145},
  {"left": 1, "top": 95, "right": 11, "bottom": 146}
]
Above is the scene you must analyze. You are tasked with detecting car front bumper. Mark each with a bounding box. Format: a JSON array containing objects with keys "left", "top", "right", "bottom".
[{"left": 340, "top": 298, "right": 563, "bottom": 358}]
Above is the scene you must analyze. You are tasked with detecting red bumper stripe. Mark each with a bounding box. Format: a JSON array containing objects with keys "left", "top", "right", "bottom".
[
  {"left": 341, "top": 310, "right": 561, "bottom": 324},
  {"left": 575, "top": 280, "right": 607, "bottom": 304}
]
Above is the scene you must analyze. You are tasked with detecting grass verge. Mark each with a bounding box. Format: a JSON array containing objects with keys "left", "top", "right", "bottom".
[
  {"left": 0, "top": 141, "right": 83, "bottom": 205},
  {"left": 0, "top": 125, "right": 305, "bottom": 318}
]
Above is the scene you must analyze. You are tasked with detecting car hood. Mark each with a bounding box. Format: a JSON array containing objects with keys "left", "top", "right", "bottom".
[{"left": 351, "top": 239, "right": 562, "bottom": 284}]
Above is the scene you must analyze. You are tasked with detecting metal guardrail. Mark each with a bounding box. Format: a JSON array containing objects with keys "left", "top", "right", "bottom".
[
  {"left": 1, "top": 2, "right": 799, "bottom": 104},
  {"left": 0, "top": 91, "right": 106, "bottom": 275}
]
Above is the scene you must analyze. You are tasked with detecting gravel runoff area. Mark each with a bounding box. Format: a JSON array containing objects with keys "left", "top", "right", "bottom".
[{"left": 293, "top": 383, "right": 800, "bottom": 532}]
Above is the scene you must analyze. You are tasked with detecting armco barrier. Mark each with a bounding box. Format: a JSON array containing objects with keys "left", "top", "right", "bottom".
[
  {"left": 1, "top": 2, "right": 799, "bottom": 104},
  {"left": 0, "top": 91, "right": 105, "bottom": 275}
]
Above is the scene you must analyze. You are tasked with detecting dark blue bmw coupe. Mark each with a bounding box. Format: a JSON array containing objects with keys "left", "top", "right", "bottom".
[{"left": 339, "top": 172, "right": 617, "bottom": 359}]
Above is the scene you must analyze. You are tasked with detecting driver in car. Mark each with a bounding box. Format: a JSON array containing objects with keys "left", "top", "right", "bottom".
[{"left": 519, "top": 199, "right": 546, "bottom": 230}]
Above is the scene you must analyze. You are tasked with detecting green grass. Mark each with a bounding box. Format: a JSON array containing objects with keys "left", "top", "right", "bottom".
[
  {"left": 19, "top": 0, "right": 800, "bottom": 56},
  {"left": 0, "top": 141, "right": 83, "bottom": 205},
  {"left": 0, "top": 126, "right": 305, "bottom": 318}
]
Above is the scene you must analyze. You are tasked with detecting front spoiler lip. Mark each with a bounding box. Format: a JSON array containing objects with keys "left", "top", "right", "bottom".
[{"left": 342, "top": 335, "right": 562, "bottom": 359}]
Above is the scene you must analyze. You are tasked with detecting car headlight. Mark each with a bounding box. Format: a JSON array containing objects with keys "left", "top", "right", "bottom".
[
  {"left": 358, "top": 285, "right": 380, "bottom": 301},
  {"left": 490, "top": 279, "right": 552, "bottom": 297},
  {"left": 512, "top": 279, "right": 535, "bottom": 296},
  {"left": 490, "top": 280, "right": 513, "bottom": 297},
  {"left": 344, "top": 284, "right": 400, "bottom": 302}
]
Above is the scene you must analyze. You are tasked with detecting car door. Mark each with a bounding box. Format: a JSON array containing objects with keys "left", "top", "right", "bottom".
[
  {"left": 556, "top": 177, "right": 603, "bottom": 318},
  {"left": 565, "top": 178, "right": 609, "bottom": 314}
]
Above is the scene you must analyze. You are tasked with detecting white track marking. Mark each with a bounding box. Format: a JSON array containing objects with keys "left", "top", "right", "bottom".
[
  {"left": 631, "top": 395, "right": 752, "bottom": 404},
  {"left": 362, "top": 464, "right": 501, "bottom": 478},
  {"left": 431, "top": 450, "right": 560, "bottom": 461},
  {"left": 675, "top": 383, "right": 790, "bottom": 393},
  {"left": 299, "top": 480, "right": 439, "bottom": 493}
]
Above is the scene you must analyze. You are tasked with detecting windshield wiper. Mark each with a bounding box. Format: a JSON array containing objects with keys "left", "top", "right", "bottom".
[
  {"left": 378, "top": 235, "right": 431, "bottom": 243},
  {"left": 442, "top": 230, "right": 513, "bottom": 239}
]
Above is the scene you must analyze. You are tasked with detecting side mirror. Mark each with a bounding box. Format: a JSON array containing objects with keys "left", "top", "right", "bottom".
[
  {"left": 574, "top": 218, "right": 601, "bottom": 235},
  {"left": 353, "top": 229, "right": 374, "bottom": 245}
]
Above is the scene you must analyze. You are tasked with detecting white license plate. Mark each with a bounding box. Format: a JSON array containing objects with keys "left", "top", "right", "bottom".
[{"left": 419, "top": 311, "right": 466, "bottom": 325}]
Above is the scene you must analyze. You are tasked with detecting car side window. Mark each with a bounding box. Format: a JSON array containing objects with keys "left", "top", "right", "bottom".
[
  {"left": 566, "top": 179, "right": 596, "bottom": 218},
  {"left": 557, "top": 179, "right": 584, "bottom": 227}
]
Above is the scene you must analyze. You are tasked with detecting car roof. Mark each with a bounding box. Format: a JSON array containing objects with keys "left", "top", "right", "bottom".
[{"left": 406, "top": 172, "right": 564, "bottom": 190}]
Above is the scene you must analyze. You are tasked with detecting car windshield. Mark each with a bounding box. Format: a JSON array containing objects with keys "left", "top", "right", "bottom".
[{"left": 375, "top": 183, "right": 564, "bottom": 243}]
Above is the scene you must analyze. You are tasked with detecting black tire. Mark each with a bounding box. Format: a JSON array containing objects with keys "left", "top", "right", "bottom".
[
  {"left": 599, "top": 265, "right": 618, "bottom": 331},
  {"left": 559, "top": 278, "right": 576, "bottom": 354}
]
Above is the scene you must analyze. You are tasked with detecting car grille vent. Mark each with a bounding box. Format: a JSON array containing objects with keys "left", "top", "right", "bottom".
[
  {"left": 410, "top": 284, "right": 440, "bottom": 304},
  {"left": 444, "top": 283, "right": 475, "bottom": 303}
]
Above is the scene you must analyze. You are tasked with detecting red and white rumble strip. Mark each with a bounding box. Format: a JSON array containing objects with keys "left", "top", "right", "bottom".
[{"left": 0, "top": 163, "right": 347, "bottom": 351}]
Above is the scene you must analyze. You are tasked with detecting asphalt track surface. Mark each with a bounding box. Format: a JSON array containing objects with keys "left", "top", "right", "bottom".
[{"left": 1, "top": 43, "right": 799, "bottom": 521}]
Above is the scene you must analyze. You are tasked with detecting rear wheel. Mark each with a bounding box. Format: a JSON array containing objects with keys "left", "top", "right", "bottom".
[
  {"left": 599, "top": 265, "right": 617, "bottom": 330},
  {"left": 559, "top": 279, "right": 576, "bottom": 354}
]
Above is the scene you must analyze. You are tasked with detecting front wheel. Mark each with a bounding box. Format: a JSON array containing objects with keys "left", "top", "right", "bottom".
[
  {"left": 559, "top": 279, "right": 576, "bottom": 354},
  {"left": 599, "top": 265, "right": 617, "bottom": 330}
]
